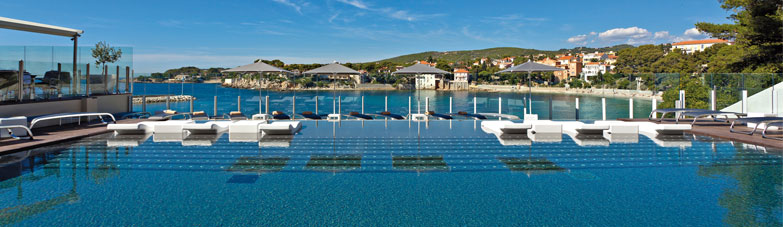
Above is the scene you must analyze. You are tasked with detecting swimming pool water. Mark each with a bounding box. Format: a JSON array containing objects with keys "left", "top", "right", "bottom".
[{"left": 1, "top": 120, "right": 781, "bottom": 226}]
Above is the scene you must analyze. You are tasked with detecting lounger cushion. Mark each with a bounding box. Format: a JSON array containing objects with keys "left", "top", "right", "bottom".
[
  {"left": 193, "top": 111, "right": 205, "bottom": 116},
  {"left": 163, "top": 110, "right": 177, "bottom": 114},
  {"left": 230, "top": 111, "right": 242, "bottom": 115}
]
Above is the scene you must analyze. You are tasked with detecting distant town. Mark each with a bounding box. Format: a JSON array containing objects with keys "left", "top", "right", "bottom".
[{"left": 137, "top": 38, "right": 734, "bottom": 91}]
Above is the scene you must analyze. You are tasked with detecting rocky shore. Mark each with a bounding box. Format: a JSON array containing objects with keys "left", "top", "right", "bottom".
[{"left": 132, "top": 95, "right": 196, "bottom": 104}]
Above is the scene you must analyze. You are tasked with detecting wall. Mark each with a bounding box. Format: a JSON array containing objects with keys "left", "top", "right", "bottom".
[{"left": 0, "top": 94, "right": 131, "bottom": 127}]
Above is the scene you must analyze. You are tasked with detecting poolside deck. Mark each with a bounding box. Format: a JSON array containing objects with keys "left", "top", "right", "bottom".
[
  {"left": 620, "top": 118, "right": 783, "bottom": 149},
  {"left": 0, "top": 119, "right": 148, "bottom": 155}
]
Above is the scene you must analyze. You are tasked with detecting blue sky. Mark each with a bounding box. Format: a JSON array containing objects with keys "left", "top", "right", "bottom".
[{"left": 0, "top": 0, "right": 731, "bottom": 73}]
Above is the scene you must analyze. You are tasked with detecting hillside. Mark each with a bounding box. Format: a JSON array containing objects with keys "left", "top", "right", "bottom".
[{"left": 373, "top": 45, "right": 634, "bottom": 64}]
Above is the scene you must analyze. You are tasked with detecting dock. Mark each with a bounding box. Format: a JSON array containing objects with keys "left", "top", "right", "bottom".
[
  {"left": 620, "top": 118, "right": 783, "bottom": 149},
  {"left": 0, "top": 119, "right": 147, "bottom": 155}
]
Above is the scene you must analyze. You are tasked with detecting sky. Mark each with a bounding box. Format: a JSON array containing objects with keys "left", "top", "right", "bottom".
[{"left": 0, "top": 0, "right": 732, "bottom": 73}]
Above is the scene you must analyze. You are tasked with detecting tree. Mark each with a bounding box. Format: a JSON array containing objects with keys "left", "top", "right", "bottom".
[
  {"left": 91, "top": 41, "right": 123, "bottom": 74},
  {"left": 695, "top": 0, "right": 783, "bottom": 73}
]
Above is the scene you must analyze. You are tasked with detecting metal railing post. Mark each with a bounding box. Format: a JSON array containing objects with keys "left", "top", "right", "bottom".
[
  {"left": 115, "top": 65, "right": 120, "bottom": 94},
  {"left": 629, "top": 98, "right": 634, "bottom": 119},
  {"left": 265, "top": 96, "right": 269, "bottom": 114},
  {"left": 86, "top": 63, "right": 90, "bottom": 96},
  {"left": 190, "top": 99, "right": 194, "bottom": 113},
  {"left": 17, "top": 60, "right": 23, "bottom": 101},
  {"left": 237, "top": 96, "right": 241, "bottom": 112},
  {"left": 213, "top": 96, "right": 217, "bottom": 117},
  {"left": 166, "top": 95, "right": 171, "bottom": 110},
  {"left": 575, "top": 97, "right": 579, "bottom": 120},
  {"left": 651, "top": 97, "right": 657, "bottom": 119},
  {"left": 142, "top": 95, "right": 147, "bottom": 113},
  {"left": 425, "top": 97, "right": 429, "bottom": 113},
  {"left": 473, "top": 96, "right": 477, "bottom": 114},
  {"left": 292, "top": 95, "right": 295, "bottom": 119}
]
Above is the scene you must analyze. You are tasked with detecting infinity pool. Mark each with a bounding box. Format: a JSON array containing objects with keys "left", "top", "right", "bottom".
[{"left": 1, "top": 120, "right": 781, "bottom": 226}]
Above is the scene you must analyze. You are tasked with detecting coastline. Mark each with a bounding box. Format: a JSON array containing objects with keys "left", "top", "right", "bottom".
[{"left": 135, "top": 81, "right": 661, "bottom": 100}]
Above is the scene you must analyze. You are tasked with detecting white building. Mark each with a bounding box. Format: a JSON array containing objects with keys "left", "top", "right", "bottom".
[
  {"left": 453, "top": 69, "right": 469, "bottom": 82},
  {"left": 415, "top": 74, "right": 448, "bottom": 89},
  {"left": 581, "top": 62, "right": 608, "bottom": 82},
  {"left": 582, "top": 52, "right": 607, "bottom": 62},
  {"left": 671, "top": 39, "right": 731, "bottom": 54}
]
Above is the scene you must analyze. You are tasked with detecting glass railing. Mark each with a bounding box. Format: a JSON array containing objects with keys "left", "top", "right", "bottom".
[{"left": 0, "top": 45, "right": 133, "bottom": 104}]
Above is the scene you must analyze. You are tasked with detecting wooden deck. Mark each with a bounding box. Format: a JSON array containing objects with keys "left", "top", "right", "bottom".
[
  {"left": 620, "top": 118, "right": 783, "bottom": 149},
  {"left": 0, "top": 119, "right": 147, "bottom": 155}
]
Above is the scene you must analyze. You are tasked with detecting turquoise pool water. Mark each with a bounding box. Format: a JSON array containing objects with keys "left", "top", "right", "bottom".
[
  {"left": 133, "top": 83, "right": 653, "bottom": 120},
  {"left": 1, "top": 120, "right": 781, "bottom": 226}
]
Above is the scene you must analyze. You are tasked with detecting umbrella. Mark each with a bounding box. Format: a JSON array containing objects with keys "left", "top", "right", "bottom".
[
  {"left": 499, "top": 60, "right": 565, "bottom": 114},
  {"left": 222, "top": 61, "right": 292, "bottom": 74}
]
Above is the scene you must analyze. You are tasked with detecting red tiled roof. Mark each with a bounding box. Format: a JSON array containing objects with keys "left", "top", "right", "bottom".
[
  {"left": 558, "top": 56, "right": 573, "bottom": 60},
  {"left": 454, "top": 69, "right": 469, "bottom": 73},
  {"left": 671, "top": 39, "right": 729, "bottom": 46}
]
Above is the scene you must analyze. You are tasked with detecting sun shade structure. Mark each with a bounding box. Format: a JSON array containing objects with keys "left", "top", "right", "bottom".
[
  {"left": 499, "top": 60, "right": 565, "bottom": 114},
  {"left": 303, "top": 63, "right": 360, "bottom": 75},
  {"left": 391, "top": 63, "right": 449, "bottom": 75},
  {"left": 0, "top": 16, "right": 83, "bottom": 37},
  {"left": 222, "top": 61, "right": 291, "bottom": 74}
]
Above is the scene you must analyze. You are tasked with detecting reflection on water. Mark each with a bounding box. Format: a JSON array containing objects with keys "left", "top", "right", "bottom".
[
  {"left": 698, "top": 143, "right": 783, "bottom": 226},
  {"left": 0, "top": 121, "right": 780, "bottom": 225}
]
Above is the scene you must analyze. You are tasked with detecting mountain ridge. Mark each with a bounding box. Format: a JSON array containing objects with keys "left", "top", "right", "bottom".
[{"left": 370, "top": 45, "right": 634, "bottom": 64}]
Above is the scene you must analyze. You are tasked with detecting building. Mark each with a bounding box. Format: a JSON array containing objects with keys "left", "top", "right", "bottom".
[
  {"left": 605, "top": 55, "right": 618, "bottom": 64},
  {"left": 582, "top": 52, "right": 607, "bottom": 62},
  {"left": 415, "top": 74, "right": 448, "bottom": 89},
  {"left": 581, "top": 62, "right": 609, "bottom": 82},
  {"left": 450, "top": 68, "right": 470, "bottom": 90},
  {"left": 671, "top": 39, "right": 731, "bottom": 54}
]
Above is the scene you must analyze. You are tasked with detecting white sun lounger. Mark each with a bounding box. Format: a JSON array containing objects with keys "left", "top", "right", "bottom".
[
  {"left": 29, "top": 112, "right": 116, "bottom": 129},
  {"left": 481, "top": 121, "right": 531, "bottom": 135},
  {"left": 495, "top": 134, "right": 532, "bottom": 146},
  {"left": 561, "top": 122, "right": 610, "bottom": 135},
  {"left": 228, "top": 120, "right": 267, "bottom": 134},
  {"left": 259, "top": 121, "right": 302, "bottom": 135},
  {"left": 152, "top": 120, "right": 195, "bottom": 134},
  {"left": 594, "top": 121, "right": 640, "bottom": 134},
  {"left": 182, "top": 132, "right": 224, "bottom": 146},
  {"left": 637, "top": 121, "right": 691, "bottom": 135},
  {"left": 182, "top": 121, "right": 231, "bottom": 134},
  {"left": 108, "top": 120, "right": 194, "bottom": 135},
  {"left": 526, "top": 120, "right": 562, "bottom": 134},
  {"left": 1, "top": 116, "right": 31, "bottom": 139},
  {"left": 565, "top": 131, "right": 609, "bottom": 146}
]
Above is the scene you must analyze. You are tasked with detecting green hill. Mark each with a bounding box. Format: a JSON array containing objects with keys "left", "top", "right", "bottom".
[{"left": 372, "top": 45, "right": 634, "bottom": 64}]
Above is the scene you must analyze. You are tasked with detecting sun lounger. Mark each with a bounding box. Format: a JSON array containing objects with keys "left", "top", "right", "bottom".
[
  {"left": 229, "top": 111, "right": 247, "bottom": 120},
  {"left": 152, "top": 120, "right": 195, "bottom": 134},
  {"left": 190, "top": 111, "right": 210, "bottom": 120},
  {"left": 228, "top": 120, "right": 267, "bottom": 134},
  {"left": 565, "top": 132, "right": 609, "bottom": 146},
  {"left": 1, "top": 116, "right": 32, "bottom": 139},
  {"left": 526, "top": 120, "right": 562, "bottom": 134},
  {"left": 149, "top": 110, "right": 188, "bottom": 120},
  {"left": 639, "top": 131, "right": 692, "bottom": 148},
  {"left": 761, "top": 120, "right": 783, "bottom": 140},
  {"left": 494, "top": 134, "right": 532, "bottom": 146},
  {"left": 259, "top": 121, "right": 301, "bottom": 135},
  {"left": 637, "top": 121, "right": 691, "bottom": 135},
  {"left": 29, "top": 112, "right": 116, "bottom": 129},
  {"left": 677, "top": 110, "right": 745, "bottom": 125},
  {"left": 153, "top": 132, "right": 186, "bottom": 143},
  {"left": 649, "top": 108, "right": 702, "bottom": 122},
  {"left": 373, "top": 111, "right": 405, "bottom": 120},
  {"left": 116, "top": 112, "right": 151, "bottom": 119},
  {"left": 0, "top": 125, "right": 34, "bottom": 140},
  {"left": 451, "top": 111, "right": 486, "bottom": 120},
  {"left": 300, "top": 111, "right": 324, "bottom": 120},
  {"left": 108, "top": 120, "right": 194, "bottom": 135},
  {"left": 593, "top": 121, "right": 640, "bottom": 134},
  {"left": 272, "top": 111, "right": 290, "bottom": 120},
  {"left": 481, "top": 121, "right": 531, "bottom": 135},
  {"left": 730, "top": 117, "right": 783, "bottom": 135},
  {"left": 426, "top": 111, "right": 452, "bottom": 120},
  {"left": 348, "top": 112, "right": 373, "bottom": 120},
  {"left": 182, "top": 121, "right": 230, "bottom": 134}
]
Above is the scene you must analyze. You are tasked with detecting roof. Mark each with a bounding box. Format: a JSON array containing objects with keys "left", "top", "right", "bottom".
[
  {"left": 499, "top": 60, "right": 565, "bottom": 73},
  {"left": 303, "top": 63, "right": 360, "bottom": 75},
  {"left": 0, "top": 16, "right": 83, "bottom": 37},
  {"left": 454, "top": 69, "right": 469, "bottom": 73},
  {"left": 222, "top": 61, "right": 291, "bottom": 73},
  {"left": 558, "top": 56, "right": 574, "bottom": 60},
  {"left": 672, "top": 39, "right": 730, "bottom": 46},
  {"left": 608, "top": 55, "right": 618, "bottom": 59},
  {"left": 392, "top": 63, "right": 449, "bottom": 75}
]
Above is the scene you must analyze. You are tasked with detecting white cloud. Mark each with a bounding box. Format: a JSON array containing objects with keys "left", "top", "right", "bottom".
[
  {"left": 589, "top": 31, "right": 596, "bottom": 35},
  {"left": 336, "top": 0, "right": 368, "bottom": 9},
  {"left": 653, "top": 31, "right": 671, "bottom": 39},
  {"left": 683, "top": 28, "right": 703, "bottom": 37},
  {"left": 598, "top": 27, "right": 651, "bottom": 43},
  {"left": 567, "top": 34, "right": 589, "bottom": 45},
  {"left": 272, "top": 0, "right": 303, "bottom": 14}
]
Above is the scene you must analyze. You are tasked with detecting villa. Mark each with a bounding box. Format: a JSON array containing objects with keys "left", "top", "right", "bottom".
[{"left": 671, "top": 38, "right": 731, "bottom": 54}]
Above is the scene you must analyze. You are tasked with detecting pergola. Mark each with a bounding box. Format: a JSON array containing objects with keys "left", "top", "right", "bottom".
[
  {"left": 0, "top": 16, "right": 83, "bottom": 98},
  {"left": 499, "top": 60, "right": 565, "bottom": 114},
  {"left": 222, "top": 61, "right": 292, "bottom": 74},
  {"left": 303, "top": 63, "right": 361, "bottom": 82},
  {"left": 392, "top": 63, "right": 449, "bottom": 89}
]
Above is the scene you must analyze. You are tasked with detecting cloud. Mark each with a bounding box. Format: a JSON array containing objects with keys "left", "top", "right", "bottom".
[
  {"left": 567, "top": 34, "right": 589, "bottom": 45},
  {"left": 334, "top": 0, "right": 438, "bottom": 22},
  {"left": 653, "top": 31, "right": 671, "bottom": 39},
  {"left": 328, "top": 12, "right": 340, "bottom": 23},
  {"left": 336, "top": 0, "right": 368, "bottom": 9},
  {"left": 683, "top": 28, "right": 703, "bottom": 37},
  {"left": 598, "top": 27, "right": 652, "bottom": 43},
  {"left": 272, "top": 0, "right": 303, "bottom": 14}
]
